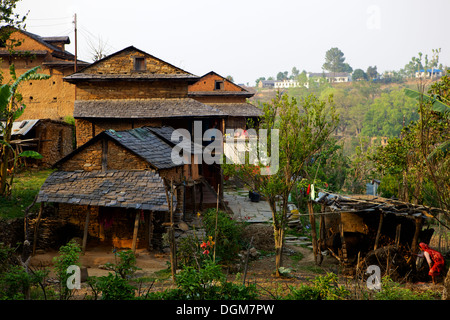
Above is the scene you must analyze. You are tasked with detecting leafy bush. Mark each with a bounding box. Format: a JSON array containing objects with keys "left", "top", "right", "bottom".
[
  {"left": 88, "top": 274, "right": 136, "bottom": 300},
  {"left": 375, "top": 276, "right": 440, "bottom": 300},
  {"left": 201, "top": 209, "right": 244, "bottom": 265},
  {"left": 0, "top": 243, "right": 49, "bottom": 300},
  {"left": 87, "top": 249, "right": 140, "bottom": 299},
  {"left": 287, "top": 273, "right": 350, "bottom": 300},
  {"left": 52, "top": 239, "right": 81, "bottom": 300},
  {"left": 104, "top": 249, "right": 140, "bottom": 279},
  {"left": 145, "top": 260, "right": 258, "bottom": 300}
]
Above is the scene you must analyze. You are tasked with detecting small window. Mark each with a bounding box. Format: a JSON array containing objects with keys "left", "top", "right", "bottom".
[
  {"left": 133, "top": 57, "right": 145, "bottom": 71},
  {"left": 214, "top": 80, "right": 224, "bottom": 90}
]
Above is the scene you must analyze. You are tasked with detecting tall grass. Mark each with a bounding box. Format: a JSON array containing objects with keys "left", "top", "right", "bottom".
[{"left": 0, "top": 169, "right": 53, "bottom": 219}]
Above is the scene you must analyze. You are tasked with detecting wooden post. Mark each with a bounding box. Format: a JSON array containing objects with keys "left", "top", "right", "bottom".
[
  {"left": 32, "top": 203, "right": 44, "bottom": 256},
  {"left": 411, "top": 216, "right": 423, "bottom": 254},
  {"left": 374, "top": 213, "right": 383, "bottom": 250},
  {"left": 395, "top": 224, "right": 402, "bottom": 249},
  {"left": 131, "top": 211, "right": 140, "bottom": 253},
  {"left": 213, "top": 184, "right": 220, "bottom": 263},
  {"left": 339, "top": 223, "right": 348, "bottom": 266},
  {"left": 169, "top": 179, "right": 177, "bottom": 281},
  {"left": 148, "top": 211, "right": 154, "bottom": 250},
  {"left": 82, "top": 207, "right": 90, "bottom": 254},
  {"left": 308, "top": 200, "right": 318, "bottom": 265}
]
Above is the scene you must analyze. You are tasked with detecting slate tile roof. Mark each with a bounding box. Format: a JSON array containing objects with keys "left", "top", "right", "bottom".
[
  {"left": 36, "top": 170, "right": 170, "bottom": 211},
  {"left": 206, "top": 103, "right": 263, "bottom": 117},
  {"left": 146, "top": 126, "right": 204, "bottom": 155},
  {"left": 105, "top": 127, "right": 180, "bottom": 170},
  {"left": 73, "top": 98, "right": 226, "bottom": 119}
]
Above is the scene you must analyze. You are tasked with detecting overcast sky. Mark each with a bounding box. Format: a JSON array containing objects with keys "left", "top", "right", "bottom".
[{"left": 16, "top": 0, "right": 450, "bottom": 85}]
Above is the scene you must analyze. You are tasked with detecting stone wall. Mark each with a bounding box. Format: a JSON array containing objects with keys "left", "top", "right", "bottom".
[
  {"left": 36, "top": 120, "right": 74, "bottom": 167},
  {"left": 58, "top": 139, "right": 152, "bottom": 172},
  {"left": 84, "top": 49, "right": 186, "bottom": 76},
  {"left": 75, "top": 80, "right": 188, "bottom": 100},
  {"left": 75, "top": 118, "right": 163, "bottom": 147}
]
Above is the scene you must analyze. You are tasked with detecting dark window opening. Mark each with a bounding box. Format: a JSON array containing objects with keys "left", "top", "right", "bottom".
[
  {"left": 134, "top": 57, "right": 145, "bottom": 71},
  {"left": 214, "top": 80, "right": 224, "bottom": 90}
]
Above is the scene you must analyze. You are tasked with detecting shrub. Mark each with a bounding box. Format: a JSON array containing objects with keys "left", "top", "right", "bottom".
[
  {"left": 52, "top": 239, "right": 81, "bottom": 300},
  {"left": 201, "top": 209, "right": 244, "bottom": 265},
  {"left": 375, "top": 276, "right": 440, "bottom": 300},
  {"left": 287, "top": 273, "right": 350, "bottom": 300},
  {"left": 145, "top": 260, "right": 258, "bottom": 300},
  {"left": 104, "top": 249, "right": 140, "bottom": 279}
]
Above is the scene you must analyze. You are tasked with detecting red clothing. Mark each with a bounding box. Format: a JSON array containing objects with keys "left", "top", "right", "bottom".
[{"left": 419, "top": 243, "right": 445, "bottom": 276}]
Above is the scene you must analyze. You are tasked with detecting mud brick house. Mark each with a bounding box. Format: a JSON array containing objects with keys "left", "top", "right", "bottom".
[
  {"left": 63, "top": 46, "right": 226, "bottom": 201},
  {"left": 4, "top": 118, "right": 74, "bottom": 167},
  {"left": 0, "top": 27, "right": 89, "bottom": 120},
  {"left": 36, "top": 125, "right": 204, "bottom": 251},
  {"left": 188, "top": 71, "right": 263, "bottom": 131},
  {"left": 63, "top": 46, "right": 226, "bottom": 147}
]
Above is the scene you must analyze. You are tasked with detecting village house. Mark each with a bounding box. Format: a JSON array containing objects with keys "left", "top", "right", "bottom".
[
  {"left": 0, "top": 28, "right": 89, "bottom": 166},
  {"left": 0, "top": 27, "right": 89, "bottom": 120},
  {"left": 307, "top": 72, "right": 352, "bottom": 83},
  {"left": 63, "top": 46, "right": 226, "bottom": 147},
  {"left": 188, "top": 71, "right": 262, "bottom": 132},
  {"left": 4, "top": 118, "right": 74, "bottom": 168},
  {"left": 35, "top": 47, "right": 240, "bottom": 252},
  {"left": 36, "top": 125, "right": 203, "bottom": 251}
]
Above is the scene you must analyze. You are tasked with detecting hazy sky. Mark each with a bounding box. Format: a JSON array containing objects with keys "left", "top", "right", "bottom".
[{"left": 15, "top": 0, "right": 450, "bottom": 85}]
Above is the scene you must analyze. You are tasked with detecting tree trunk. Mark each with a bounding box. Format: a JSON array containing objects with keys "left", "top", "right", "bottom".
[
  {"left": 274, "top": 227, "right": 284, "bottom": 277},
  {"left": 443, "top": 269, "right": 450, "bottom": 300}
]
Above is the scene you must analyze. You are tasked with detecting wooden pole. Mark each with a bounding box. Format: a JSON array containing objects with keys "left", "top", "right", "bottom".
[
  {"left": 395, "top": 224, "right": 401, "bottom": 249},
  {"left": 82, "top": 207, "right": 90, "bottom": 254},
  {"left": 131, "top": 211, "right": 140, "bottom": 253},
  {"left": 308, "top": 200, "right": 318, "bottom": 265},
  {"left": 339, "top": 223, "right": 349, "bottom": 266},
  {"left": 213, "top": 184, "right": 220, "bottom": 263},
  {"left": 374, "top": 213, "right": 383, "bottom": 250},
  {"left": 32, "top": 203, "right": 44, "bottom": 256},
  {"left": 169, "top": 179, "right": 177, "bottom": 281}
]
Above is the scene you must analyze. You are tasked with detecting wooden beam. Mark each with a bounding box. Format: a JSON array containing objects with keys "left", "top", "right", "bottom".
[
  {"left": 32, "top": 203, "right": 44, "bottom": 256},
  {"left": 374, "top": 213, "right": 383, "bottom": 250},
  {"left": 131, "top": 211, "right": 140, "bottom": 252},
  {"left": 82, "top": 207, "right": 90, "bottom": 253},
  {"left": 308, "top": 200, "right": 318, "bottom": 265}
]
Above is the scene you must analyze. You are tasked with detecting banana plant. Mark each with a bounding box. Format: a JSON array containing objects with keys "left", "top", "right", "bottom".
[
  {"left": 404, "top": 88, "right": 450, "bottom": 115},
  {"left": 0, "top": 65, "right": 50, "bottom": 197}
]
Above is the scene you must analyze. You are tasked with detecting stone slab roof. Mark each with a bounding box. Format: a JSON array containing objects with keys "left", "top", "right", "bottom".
[
  {"left": 146, "top": 126, "right": 204, "bottom": 155},
  {"left": 207, "top": 103, "right": 263, "bottom": 117},
  {"left": 105, "top": 127, "right": 180, "bottom": 170},
  {"left": 37, "top": 170, "right": 170, "bottom": 211},
  {"left": 73, "top": 98, "right": 226, "bottom": 119}
]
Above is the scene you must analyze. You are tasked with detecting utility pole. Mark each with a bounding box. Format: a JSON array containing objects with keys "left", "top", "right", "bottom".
[{"left": 73, "top": 13, "right": 77, "bottom": 73}]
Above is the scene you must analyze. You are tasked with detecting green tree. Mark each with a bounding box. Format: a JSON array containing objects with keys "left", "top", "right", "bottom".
[
  {"left": 366, "top": 66, "right": 378, "bottom": 79},
  {"left": 224, "top": 91, "right": 339, "bottom": 276},
  {"left": 322, "top": 47, "right": 352, "bottom": 74},
  {"left": 352, "top": 69, "right": 367, "bottom": 81}
]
